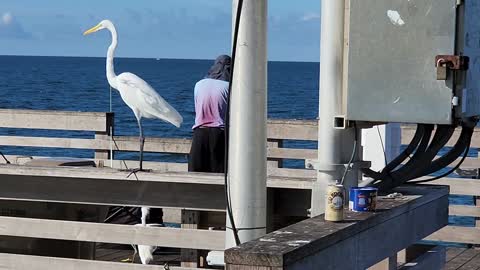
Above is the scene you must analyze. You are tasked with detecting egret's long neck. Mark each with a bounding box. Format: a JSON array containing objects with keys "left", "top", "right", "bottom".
[{"left": 106, "top": 25, "right": 118, "bottom": 89}]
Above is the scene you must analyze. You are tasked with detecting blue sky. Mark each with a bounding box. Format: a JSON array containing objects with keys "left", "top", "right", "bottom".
[{"left": 0, "top": 0, "right": 320, "bottom": 61}]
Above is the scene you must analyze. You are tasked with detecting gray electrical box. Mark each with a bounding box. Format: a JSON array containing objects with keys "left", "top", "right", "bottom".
[{"left": 342, "top": 0, "right": 480, "bottom": 124}]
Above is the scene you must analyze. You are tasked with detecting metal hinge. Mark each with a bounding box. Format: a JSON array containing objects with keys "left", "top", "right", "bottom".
[{"left": 457, "top": 0, "right": 463, "bottom": 6}]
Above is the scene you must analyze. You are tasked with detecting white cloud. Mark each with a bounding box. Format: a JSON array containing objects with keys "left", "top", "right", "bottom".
[
  {"left": 301, "top": 13, "right": 320, "bottom": 22},
  {"left": 2, "top": 12, "right": 13, "bottom": 25}
]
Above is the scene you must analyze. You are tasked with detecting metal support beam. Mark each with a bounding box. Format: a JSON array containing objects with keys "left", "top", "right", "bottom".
[
  {"left": 225, "top": 0, "right": 268, "bottom": 248},
  {"left": 311, "top": 0, "right": 360, "bottom": 216}
]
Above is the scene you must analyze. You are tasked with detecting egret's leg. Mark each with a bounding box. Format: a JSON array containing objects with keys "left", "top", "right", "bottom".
[
  {"left": 126, "top": 119, "right": 151, "bottom": 177},
  {"left": 137, "top": 119, "right": 145, "bottom": 171},
  {"left": 139, "top": 135, "right": 145, "bottom": 171}
]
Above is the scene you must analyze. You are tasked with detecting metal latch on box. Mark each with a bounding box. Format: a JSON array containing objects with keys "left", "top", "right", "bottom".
[{"left": 435, "top": 55, "right": 469, "bottom": 80}]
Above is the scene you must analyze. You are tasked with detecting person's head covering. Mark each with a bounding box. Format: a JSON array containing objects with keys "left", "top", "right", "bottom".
[{"left": 206, "top": 55, "right": 231, "bottom": 82}]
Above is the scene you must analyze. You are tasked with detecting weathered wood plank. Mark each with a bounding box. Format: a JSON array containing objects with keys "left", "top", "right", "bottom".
[
  {"left": 458, "top": 253, "right": 480, "bottom": 270},
  {"left": 0, "top": 109, "right": 111, "bottom": 132},
  {"left": 267, "top": 119, "right": 317, "bottom": 141},
  {"left": 225, "top": 186, "right": 449, "bottom": 269},
  {"left": 0, "top": 252, "right": 210, "bottom": 270},
  {"left": 268, "top": 168, "right": 316, "bottom": 179},
  {"left": 267, "top": 148, "right": 317, "bottom": 160},
  {"left": 476, "top": 197, "right": 480, "bottom": 228},
  {"left": 0, "top": 136, "right": 99, "bottom": 150},
  {"left": 108, "top": 136, "right": 191, "bottom": 153},
  {"left": 0, "top": 165, "right": 314, "bottom": 212},
  {"left": 455, "top": 158, "right": 480, "bottom": 170},
  {"left": 445, "top": 248, "right": 480, "bottom": 270},
  {"left": 446, "top": 247, "right": 467, "bottom": 262},
  {"left": 419, "top": 177, "right": 480, "bottom": 196},
  {"left": 0, "top": 172, "right": 226, "bottom": 211},
  {"left": 2, "top": 155, "right": 318, "bottom": 179},
  {"left": 426, "top": 226, "right": 480, "bottom": 245},
  {"left": 0, "top": 164, "right": 314, "bottom": 189},
  {"left": 449, "top": 205, "right": 480, "bottom": 218},
  {"left": 0, "top": 216, "right": 225, "bottom": 250}
]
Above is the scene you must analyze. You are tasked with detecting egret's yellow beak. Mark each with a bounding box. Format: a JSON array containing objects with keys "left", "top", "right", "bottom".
[{"left": 83, "top": 24, "right": 101, "bottom": 35}]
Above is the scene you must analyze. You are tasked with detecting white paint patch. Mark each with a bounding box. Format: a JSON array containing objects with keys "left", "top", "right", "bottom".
[
  {"left": 387, "top": 10, "right": 405, "bottom": 26},
  {"left": 2, "top": 12, "right": 12, "bottom": 25},
  {"left": 273, "top": 231, "right": 293, "bottom": 235},
  {"left": 425, "top": 5, "right": 433, "bottom": 16},
  {"left": 287, "top": 240, "right": 311, "bottom": 247},
  {"left": 259, "top": 238, "right": 276, "bottom": 242}
]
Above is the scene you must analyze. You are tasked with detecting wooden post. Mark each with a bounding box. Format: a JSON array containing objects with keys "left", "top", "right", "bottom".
[
  {"left": 266, "top": 139, "right": 283, "bottom": 233},
  {"left": 181, "top": 210, "right": 200, "bottom": 267},
  {"left": 267, "top": 139, "right": 284, "bottom": 169},
  {"left": 474, "top": 166, "right": 480, "bottom": 231},
  {"left": 94, "top": 112, "right": 114, "bottom": 163}
]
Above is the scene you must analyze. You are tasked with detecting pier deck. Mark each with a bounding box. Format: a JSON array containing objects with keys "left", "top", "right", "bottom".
[
  {"left": 445, "top": 247, "right": 480, "bottom": 270},
  {"left": 95, "top": 246, "right": 480, "bottom": 269}
]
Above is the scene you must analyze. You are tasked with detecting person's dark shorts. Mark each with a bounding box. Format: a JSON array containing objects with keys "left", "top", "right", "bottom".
[{"left": 188, "top": 127, "right": 225, "bottom": 173}]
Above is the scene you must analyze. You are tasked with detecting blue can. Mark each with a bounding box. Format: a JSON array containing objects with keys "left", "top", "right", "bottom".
[{"left": 349, "top": 187, "right": 378, "bottom": 212}]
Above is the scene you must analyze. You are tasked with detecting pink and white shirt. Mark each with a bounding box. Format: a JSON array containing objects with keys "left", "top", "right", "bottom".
[{"left": 192, "top": 78, "right": 229, "bottom": 129}]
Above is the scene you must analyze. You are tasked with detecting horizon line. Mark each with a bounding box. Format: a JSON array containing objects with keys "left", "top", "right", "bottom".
[{"left": 0, "top": 54, "right": 320, "bottom": 64}]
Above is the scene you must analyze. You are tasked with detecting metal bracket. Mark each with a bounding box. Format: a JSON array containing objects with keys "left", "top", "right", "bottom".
[
  {"left": 305, "top": 159, "right": 371, "bottom": 172},
  {"left": 334, "top": 116, "right": 387, "bottom": 130}
]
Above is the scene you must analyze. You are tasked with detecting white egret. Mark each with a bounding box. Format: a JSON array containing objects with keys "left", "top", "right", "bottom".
[
  {"left": 84, "top": 19, "right": 182, "bottom": 265},
  {"left": 83, "top": 20, "right": 183, "bottom": 174}
]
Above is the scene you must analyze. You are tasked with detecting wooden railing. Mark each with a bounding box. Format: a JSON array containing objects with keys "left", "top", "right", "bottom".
[
  {"left": 225, "top": 185, "right": 449, "bottom": 270},
  {"left": 0, "top": 109, "right": 478, "bottom": 268}
]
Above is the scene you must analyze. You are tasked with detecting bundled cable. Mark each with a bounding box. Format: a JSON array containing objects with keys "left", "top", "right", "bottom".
[
  {"left": 410, "top": 123, "right": 475, "bottom": 184},
  {"left": 366, "top": 120, "right": 476, "bottom": 192},
  {"left": 362, "top": 124, "right": 424, "bottom": 180}
]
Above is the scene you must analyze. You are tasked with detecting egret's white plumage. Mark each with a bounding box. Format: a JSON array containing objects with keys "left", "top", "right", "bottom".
[
  {"left": 84, "top": 19, "right": 182, "bottom": 173},
  {"left": 84, "top": 19, "right": 179, "bottom": 265}
]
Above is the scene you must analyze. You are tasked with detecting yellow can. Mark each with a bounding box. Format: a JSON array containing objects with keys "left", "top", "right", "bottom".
[{"left": 325, "top": 184, "right": 345, "bottom": 222}]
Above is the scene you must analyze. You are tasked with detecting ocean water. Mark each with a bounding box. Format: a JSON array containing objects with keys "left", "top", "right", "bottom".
[
  {"left": 0, "top": 56, "right": 318, "bottom": 156},
  {"left": 0, "top": 55, "right": 475, "bottom": 229}
]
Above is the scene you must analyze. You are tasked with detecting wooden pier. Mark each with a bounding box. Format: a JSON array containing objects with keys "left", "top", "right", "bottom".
[{"left": 0, "top": 109, "right": 478, "bottom": 269}]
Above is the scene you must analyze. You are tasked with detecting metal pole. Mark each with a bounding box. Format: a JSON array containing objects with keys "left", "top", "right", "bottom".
[
  {"left": 225, "top": 0, "right": 268, "bottom": 249},
  {"left": 311, "top": 0, "right": 359, "bottom": 216}
]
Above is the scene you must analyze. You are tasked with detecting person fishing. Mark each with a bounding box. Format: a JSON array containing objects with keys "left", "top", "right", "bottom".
[{"left": 188, "top": 55, "right": 231, "bottom": 172}]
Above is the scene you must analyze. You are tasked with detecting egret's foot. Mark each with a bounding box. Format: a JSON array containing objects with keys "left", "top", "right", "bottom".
[
  {"left": 120, "top": 257, "right": 134, "bottom": 263},
  {"left": 122, "top": 168, "right": 152, "bottom": 178}
]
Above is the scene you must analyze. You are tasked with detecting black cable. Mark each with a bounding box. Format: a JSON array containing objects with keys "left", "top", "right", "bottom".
[
  {"left": 340, "top": 122, "right": 358, "bottom": 185},
  {"left": 363, "top": 124, "right": 424, "bottom": 180},
  {"left": 410, "top": 142, "right": 470, "bottom": 184},
  {"left": 420, "top": 126, "right": 472, "bottom": 176},
  {"left": 224, "top": 0, "right": 244, "bottom": 246},
  {"left": 410, "top": 126, "right": 474, "bottom": 184},
  {"left": 376, "top": 125, "right": 388, "bottom": 166},
  {"left": 0, "top": 151, "right": 10, "bottom": 164},
  {"left": 372, "top": 124, "right": 434, "bottom": 191},
  {"left": 402, "top": 125, "right": 455, "bottom": 181}
]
